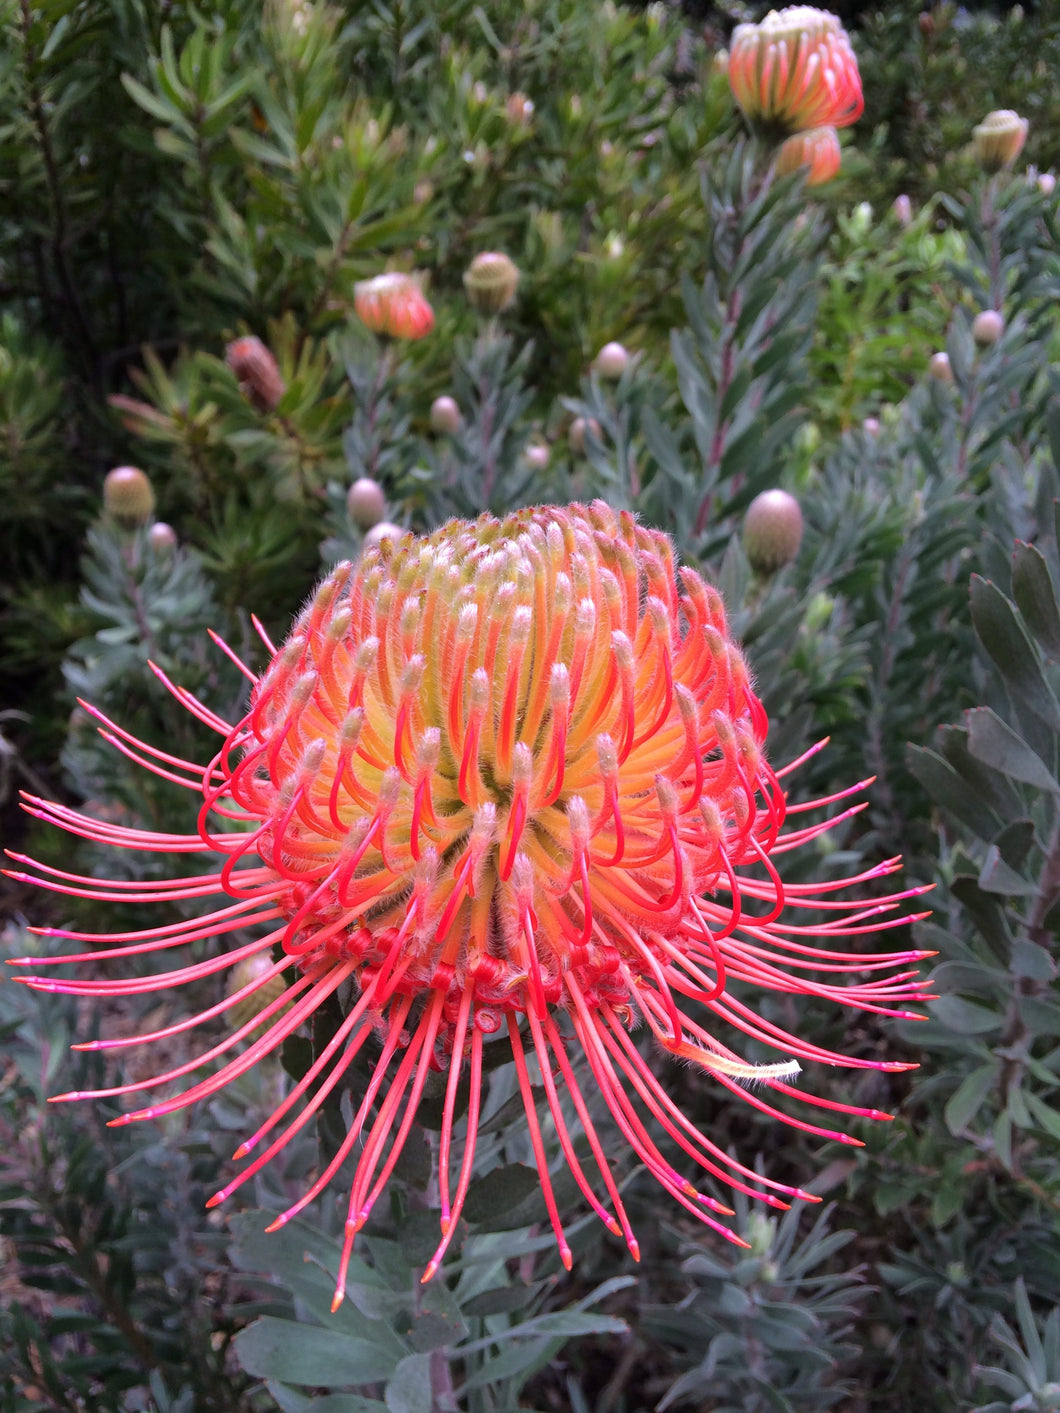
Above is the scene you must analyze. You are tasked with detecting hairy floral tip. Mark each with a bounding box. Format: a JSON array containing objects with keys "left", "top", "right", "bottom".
[
  {"left": 354, "top": 273, "right": 435, "bottom": 340},
  {"left": 347, "top": 477, "right": 387, "bottom": 531},
  {"left": 16, "top": 503, "right": 929, "bottom": 1295},
  {"left": 972, "top": 110, "right": 1028, "bottom": 172},
  {"left": 463, "top": 252, "right": 520, "bottom": 315},
  {"left": 775, "top": 125, "right": 842, "bottom": 184},
  {"left": 729, "top": 7, "right": 863, "bottom": 136},
  {"left": 103, "top": 466, "right": 155, "bottom": 527},
  {"left": 225, "top": 335, "right": 286, "bottom": 412},
  {"left": 743, "top": 489, "right": 804, "bottom": 571}
]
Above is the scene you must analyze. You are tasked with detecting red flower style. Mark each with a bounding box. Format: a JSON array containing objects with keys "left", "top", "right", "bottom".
[
  {"left": 353, "top": 272, "right": 435, "bottom": 340},
  {"left": 729, "top": 6, "right": 864, "bottom": 135},
  {"left": 776, "top": 125, "right": 843, "bottom": 185},
  {"left": 10, "top": 504, "right": 930, "bottom": 1306}
]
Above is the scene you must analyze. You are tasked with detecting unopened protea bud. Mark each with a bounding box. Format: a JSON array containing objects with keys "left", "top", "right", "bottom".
[
  {"left": 226, "top": 335, "right": 286, "bottom": 412},
  {"left": 972, "top": 309, "right": 1004, "bottom": 346},
  {"left": 743, "top": 489, "right": 804, "bottom": 572},
  {"left": 892, "top": 193, "right": 913, "bottom": 226},
  {"left": 363, "top": 519, "right": 405, "bottom": 550},
  {"left": 929, "top": 351, "right": 953, "bottom": 383},
  {"left": 593, "top": 342, "right": 629, "bottom": 380},
  {"left": 148, "top": 522, "right": 178, "bottom": 554},
  {"left": 863, "top": 416, "right": 880, "bottom": 436},
  {"left": 775, "top": 125, "right": 841, "bottom": 185},
  {"left": 103, "top": 466, "right": 155, "bottom": 528},
  {"left": 347, "top": 477, "right": 387, "bottom": 530},
  {"left": 355, "top": 273, "right": 435, "bottom": 340},
  {"left": 972, "top": 110, "right": 1028, "bottom": 172},
  {"left": 1039, "top": 172, "right": 1056, "bottom": 197},
  {"left": 430, "top": 395, "right": 461, "bottom": 435},
  {"left": 505, "top": 92, "right": 534, "bottom": 127},
  {"left": 463, "top": 252, "right": 520, "bottom": 315},
  {"left": 524, "top": 440, "right": 550, "bottom": 470},
  {"left": 729, "top": 7, "right": 863, "bottom": 135},
  {"left": 226, "top": 953, "right": 291, "bottom": 1036},
  {"left": 569, "top": 416, "right": 601, "bottom": 455}
]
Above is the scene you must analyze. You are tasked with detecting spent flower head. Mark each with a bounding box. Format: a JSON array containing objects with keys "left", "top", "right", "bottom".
[
  {"left": 729, "top": 7, "right": 863, "bottom": 136},
  {"left": 11, "top": 503, "right": 930, "bottom": 1304}
]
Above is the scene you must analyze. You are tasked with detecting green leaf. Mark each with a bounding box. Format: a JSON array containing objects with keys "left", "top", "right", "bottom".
[
  {"left": 1011, "top": 939, "right": 1057, "bottom": 982},
  {"left": 1012, "top": 541, "right": 1060, "bottom": 659},
  {"left": 930, "top": 995, "right": 1002, "bottom": 1036},
  {"left": 970, "top": 575, "right": 1060, "bottom": 729},
  {"left": 943, "top": 1062, "right": 999, "bottom": 1135},
  {"left": 386, "top": 1355, "right": 433, "bottom": 1413},
  {"left": 234, "top": 1317, "right": 405, "bottom": 1387},
  {"left": 463, "top": 1164, "right": 540, "bottom": 1227},
  {"left": 906, "top": 745, "right": 1002, "bottom": 841},
  {"left": 965, "top": 706, "right": 1059, "bottom": 792},
  {"left": 978, "top": 845, "right": 1037, "bottom": 897}
]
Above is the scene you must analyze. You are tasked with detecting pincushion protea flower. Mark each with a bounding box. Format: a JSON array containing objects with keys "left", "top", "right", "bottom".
[
  {"left": 9, "top": 503, "right": 930, "bottom": 1307},
  {"left": 729, "top": 7, "right": 863, "bottom": 136},
  {"left": 354, "top": 272, "right": 434, "bottom": 340}
]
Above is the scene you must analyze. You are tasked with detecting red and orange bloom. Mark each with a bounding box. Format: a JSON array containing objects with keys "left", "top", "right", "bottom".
[
  {"left": 10, "top": 504, "right": 930, "bottom": 1305},
  {"left": 354, "top": 272, "right": 435, "bottom": 340},
  {"left": 729, "top": 7, "right": 863, "bottom": 135},
  {"left": 775, "top": 124, "right": 842, "bottom": 185}
]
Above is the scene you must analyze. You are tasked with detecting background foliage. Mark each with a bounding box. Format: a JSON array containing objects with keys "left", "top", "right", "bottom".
[{"left": 4, "top": 0, "right": 1060, "bottom": 1409}]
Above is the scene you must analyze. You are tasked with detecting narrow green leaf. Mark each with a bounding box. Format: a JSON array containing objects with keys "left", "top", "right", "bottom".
[
  {"left": 965, "top": 706, "right": 1059, "bottom": 792},
  {"left": 970, "top": 575, "right": 1060, "bottom": 729},
  {"left": 234, "top": 1317, "right": 404, "bottom": 1386},
  {"left": 930, "top": 995, "right": 1002, "bottom": 1036},
  {"left": 1012, "top": 541, "right": 1060, "bottom": 659},
  {"left": 943, "top": 1062, "right": 999, "bottom": 1135},
  {"left": 386, "top": 1355, "right": 433, "bottom": 1413}
]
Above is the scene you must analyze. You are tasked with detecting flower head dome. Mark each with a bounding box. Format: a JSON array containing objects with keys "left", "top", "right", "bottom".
[
  {"left": 11, "top": 503, "right": 930, "bottom": 1305},
  {"left": 729, "top": 7, "right": 863, "bottom": 135},
  {"left": 354, "top": 272, "right": 435, "bottom": 340}
]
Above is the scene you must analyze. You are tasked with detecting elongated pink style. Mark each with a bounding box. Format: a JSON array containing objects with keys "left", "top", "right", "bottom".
[
  {"left": 729, "top": 7, "right": 863, "bottom": 134},
  {"left": 354, "top": 272, "right": 434, "bottom": 340},
  {"left": 10, "top": 503, "right": 931, "bottom": 1307},
  {"left": 776, "top": 125, "right": 842, "bottom": 185}
]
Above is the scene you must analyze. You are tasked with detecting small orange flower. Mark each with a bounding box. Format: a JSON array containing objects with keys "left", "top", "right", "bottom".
[
  {"left": 729, "top": 6, "right": 863, "bottom": 135},
  {"left": 354, "top": 272, "right": 435, "bottom": 340},
  {"left": 11, "top": 504, "right": 930, "bottom": 1305},
  {"left": 775, "top": 125, "right": 842, "bottom": 184}
]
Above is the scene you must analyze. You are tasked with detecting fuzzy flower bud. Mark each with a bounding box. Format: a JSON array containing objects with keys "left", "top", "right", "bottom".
[
  {"left": 225, "top": 335, "right": 286, "bottom": 412},
  {"left": 775, "top": 125, "right": 841, "bottom": 184},
  {"left": 863, "top": 416, "right": 880, "bottom": 436},
  {"left": 729, "top": 7, "right": 863, "bottom": 135},
  {"left": 972, "top": 309, "right": 1004, "bottom": 347},
  {"left": 929, "top": 351, "right": 953, "bottom": 383},
  {"left": 569, "top": 417, "right": 601, "bottom": 455},
  {"left": 463, "top": 252, "right": 520, "bottom": 315},
  {"left": 593, "top": 342, "right": 630, "bottom": 380},
  {"left": 972, "top": 110, "right": 1028, "bottom": 172},
  {"left": 429, "top": 395, "right": 462, "bottom": 435},
  {"left": 148, "top": 522, "right": 178, "bottom": 554},
  {"left": 892, "top": 193, "right": 912, "bottom": 226},
  {"left": 524, "top": 441, "right": 550, "bottom": 470},
  {"left": 103, "top": 466, "right": 155, "bottom": 528},
  {"left": 363, "top": 520, "right": 405, "bottom": 550},
  {"left": 743, "top": 489, "right": 804, "bottom": 572},
  {"left": 505, "top": 92, "right": 534, "bottom": 127},
  {"left": 348, "top": 478, "right": 387, "bottom": 530},
  {"left": 1039, "top": 172, "right": 1056, "bottom": 197},
  {"left": 355, "top": 273, "right": 434, "bottom": 340}
]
